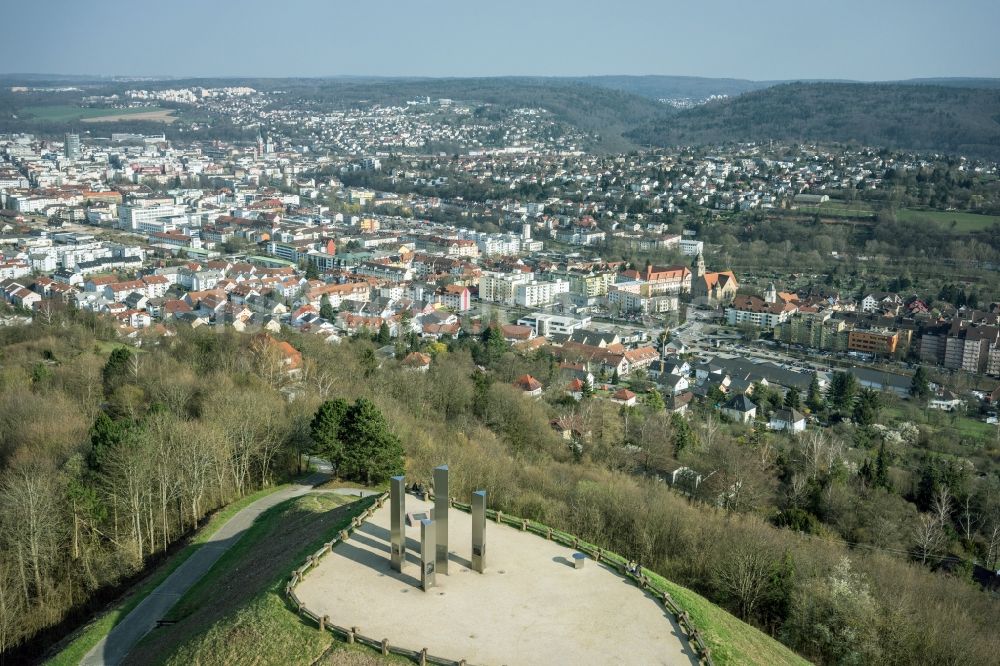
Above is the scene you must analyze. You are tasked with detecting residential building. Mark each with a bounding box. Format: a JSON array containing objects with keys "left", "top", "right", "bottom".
[
  {"left": 725, "top": 292, "right": 797, "bottom": 329},
  {"left": 435, "top": 285, "right": 471, "bottom": 311},
  {"left": 769, "top": 408, "right": 807, "bottom": 433},
  {"left": 720, "top": 394, "right": 757, "bottom": 423},
  {"left": 478, "top": 270, "right": 532, "bottom": 305},
  {"left": 514, "top": 279, "right": 569, "bottom": 308},
  {"left": 848, "top": 329, "right": 899, "bottom": 356},
  {"left": 513, "top": 374, "right": 543, "bottom": 397}
]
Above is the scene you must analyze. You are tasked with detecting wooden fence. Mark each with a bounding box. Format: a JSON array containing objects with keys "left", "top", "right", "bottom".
[{"left": 285, "top": 492, "right": 714, "bottom": 666}]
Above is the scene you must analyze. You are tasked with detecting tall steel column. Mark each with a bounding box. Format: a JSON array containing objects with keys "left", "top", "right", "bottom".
[
  {"left": 390, "top": 475, "right": 405, "bottom": 572},
  {"left": 420, "top": 518, "right": 436, "bottom": 590},
  {"left": 471, "top": 490, "right": 486, "bottom": 573},
  {"left": 433, "top": 465, "right": 449, "bottom": 575}
]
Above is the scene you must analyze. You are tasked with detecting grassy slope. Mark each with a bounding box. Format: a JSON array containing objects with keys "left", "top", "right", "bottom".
[
  {"left": 45, "top": 484, "right": 291, "bottom": 666},
  {"left": 125, "top": 492, "right": 389, "bottom": 666},
  {"left": 647, "top": 572, "right": 809, "bottom": 666}
]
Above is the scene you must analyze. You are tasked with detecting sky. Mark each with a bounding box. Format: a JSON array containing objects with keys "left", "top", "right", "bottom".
[{"left": 2, "top": 0, "right": 998, "bottom": 81}]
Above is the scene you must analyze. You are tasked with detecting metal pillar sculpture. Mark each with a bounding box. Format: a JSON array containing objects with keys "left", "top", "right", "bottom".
[
  {"left": 434, "top": 465, "right": 449, "bottom": 575},
  {"left": 420, "top": 518, "right": 436, "bottom": 590},
  {"left": 472, "top": 490, "right": 486, "bottom": 573},
  {"left": 390, "top": 475, "right": 405, "bottom": 572}
]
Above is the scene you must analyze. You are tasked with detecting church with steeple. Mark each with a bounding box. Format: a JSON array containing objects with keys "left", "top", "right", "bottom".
[{"left": 690, "top": 252, "right": 739, "bottom": 307}]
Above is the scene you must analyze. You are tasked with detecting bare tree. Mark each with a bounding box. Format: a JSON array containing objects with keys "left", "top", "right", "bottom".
[
  {"left": 0, "top": 466, "right": 63, "bottom": 604},
  {"left": 713, "top": 533, "right": 774, "bottom": 620},
  {"left": 912, "top": 513, "right": 945, "bottom": 566},
  {"left": 958, "top": 495, "right": 978, "bottom": 543},
  {"left": 699, "top": 412, "right": 721, "bottom": 453},
  {"left": 985, "top": 522, "right": 1000, "bottom": 570},
  {"left": 931, "top": 486, "right": 952, "bottom": 529}
]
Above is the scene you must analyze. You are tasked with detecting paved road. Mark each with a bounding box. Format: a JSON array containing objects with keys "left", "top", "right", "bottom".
[{"left": 81, "top": 475, "right": 332, "bottom": 666}]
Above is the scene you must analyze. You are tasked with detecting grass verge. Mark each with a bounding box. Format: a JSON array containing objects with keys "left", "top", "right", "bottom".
[
  {"left": 126, "top": 492, "right": 393, "bottom": 666},
  {"left": 45, "top": 484, "right": 290, "bottom": 665}
]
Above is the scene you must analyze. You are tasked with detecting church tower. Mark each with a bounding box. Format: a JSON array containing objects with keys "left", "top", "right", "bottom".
[
  {"left": 691, "top": 252, "right": 706, "bottom": 301},
  {"left": 692, "top": 252, "right": 705, "bottom": 280},
  {"left": 764, "top": 282, "right": 777, "bottom": 304}
]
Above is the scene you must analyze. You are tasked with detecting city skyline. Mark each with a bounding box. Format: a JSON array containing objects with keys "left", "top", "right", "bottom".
[{"left": 2, "top": 0, "right": 998, "bottom": 81}]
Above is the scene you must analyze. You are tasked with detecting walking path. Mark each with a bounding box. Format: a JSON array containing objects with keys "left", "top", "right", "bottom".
[{"left": 81, "top": 475, "right": 334, "bottom": 665}]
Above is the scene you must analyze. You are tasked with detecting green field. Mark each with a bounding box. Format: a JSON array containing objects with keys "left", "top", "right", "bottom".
[
  {"left": 897, "top": 208, "right": 1000, "bottom": 232},
  {"left": 21, "top": 105, "right": 170, "bottom": 122},
  {"left": 798, "top": 201, "right": 876, "bottom": 219}
]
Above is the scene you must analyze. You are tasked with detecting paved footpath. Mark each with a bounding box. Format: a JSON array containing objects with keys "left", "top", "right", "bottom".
[{"left": 81, "top": 475, "right": 337, "bottom": 666}]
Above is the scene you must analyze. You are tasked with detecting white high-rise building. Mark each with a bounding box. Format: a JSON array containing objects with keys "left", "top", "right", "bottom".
[{"left": 64, "top": 133, "right": 80, "bottom": 160}]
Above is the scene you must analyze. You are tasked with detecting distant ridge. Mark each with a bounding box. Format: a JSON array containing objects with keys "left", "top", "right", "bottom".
[
  {"left": 626, "top": 81, "right": 1000, "bottom": 159},
  {"left": 2, "top": 74, "right": 999, "bottom": 157}
]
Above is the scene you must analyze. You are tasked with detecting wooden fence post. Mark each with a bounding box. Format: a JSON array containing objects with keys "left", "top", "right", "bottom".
[
  {"left": 381, "top": 638, "right": 389, "bottom": 655},
  {"left": 319, "top": 615, "right": 327, "bottom": 632},
  {"left": 419, "top": 647, "right": 428, "bottom": 666}
]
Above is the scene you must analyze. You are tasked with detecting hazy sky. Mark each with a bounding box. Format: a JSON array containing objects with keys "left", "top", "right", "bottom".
[{"left": 2, "top": 0, "right": 997, "bottom": 80}]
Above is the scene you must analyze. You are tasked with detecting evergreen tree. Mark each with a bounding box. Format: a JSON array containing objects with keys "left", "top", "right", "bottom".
[
  {"left": 910, "top": 366, "right": 930, "bottom": 402},
  {"left": 310, "top": 399, "right": 350, "bottom": 470},
  {"left": 375, "top": 322, "right": 391, "bottom": 345},
  {"left": 480, "top": 325, "right": 507, "bottom": 367},
  {"left": 319, "top": 295, "right": 335, "bottom": 321},
  {"left": 87, "top": 411, "right": 128, "bottom": 472},
  {"left": 102, "top": 347, "right": 133, "bottom": 396},
  {"left": 806, "top": 373, "right": 824, "bottom": 412},
  {"left": 828, "top": 371, "right": 858, "bottom": 414},
  {"left": 359, "top": 347, "right": 378, "bottom": 377},
  {"left": 707, "top": 384, "right": 726, "bottom": 405},
  {"left": 749, "top": 419, "right": 768, "bottom": 449},
  {"left": 611, "top": 367, "right": 620, "bottom": 385},
  {"left": 853, "top": 388, "right": 881, "bottom": 426},
  {"left": 338, "top": 398, "right": 405, "bottom": 485},
  {"left": 874, "top": 441, "right": 890, "bottom": 489},
  {"left": 671, "top": 412, "right": 695, "bottom": 455},
  {"left": 304, "top": 262, "right": 319, "bottom": 280},
  {"left": 783, "top": 387, "right": 801, "bottom": 410},
  {"left": 644, "top": 389, "right": 665, "bottom": 411}
]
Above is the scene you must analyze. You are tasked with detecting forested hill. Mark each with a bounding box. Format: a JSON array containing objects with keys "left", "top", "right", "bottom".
[
  {"left": 626, "top": 82, "right": 1000, "bottom": 159},
  {"left": 566, "top": 75, "right": 772, "bottom": 99},
  {"left": 284, "top": 77, "right": 671, "bottom": 153}
]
